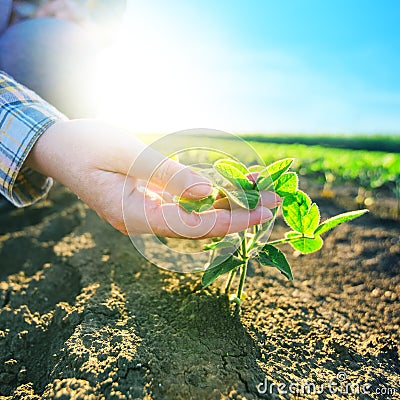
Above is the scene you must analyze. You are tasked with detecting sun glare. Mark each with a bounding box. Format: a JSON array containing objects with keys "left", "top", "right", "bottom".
[{"left": 93, "top": 7, "right": 222, "bottom": 134}]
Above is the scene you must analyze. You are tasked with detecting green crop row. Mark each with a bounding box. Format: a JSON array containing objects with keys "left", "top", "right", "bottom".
[
  {"left": 247, "top": 141, "right": 400, "bottom": 192},
  {"left": 137, "top": 133, "right": 399, "bottom": 193},
  {"left": 239, "top": 133, "right": 400, "bottom": 153}
]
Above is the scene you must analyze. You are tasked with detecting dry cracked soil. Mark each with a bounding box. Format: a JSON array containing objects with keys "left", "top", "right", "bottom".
[{"left": 0, "top": 181, "right": 399, "bottom": 399}]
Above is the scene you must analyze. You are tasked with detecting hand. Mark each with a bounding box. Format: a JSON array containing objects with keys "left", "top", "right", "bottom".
[{"left": 26, "top": 120, "right": 280, "bottom": 237}]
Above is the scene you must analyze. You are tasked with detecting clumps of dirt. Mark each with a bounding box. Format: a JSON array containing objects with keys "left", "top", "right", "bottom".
[
  {"left": 0, "top": 261, "right": 82, "bottom": 314},
  {"left": 53, "top": 232, "right": 96, "bottom": 257},
  {"left": 0, "top": 182, "right": 399, "bottom": 399}
]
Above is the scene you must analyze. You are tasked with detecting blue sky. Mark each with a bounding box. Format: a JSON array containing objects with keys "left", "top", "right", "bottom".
[{"left": 98, "top": 0, "right": 400, "bottom": 133}]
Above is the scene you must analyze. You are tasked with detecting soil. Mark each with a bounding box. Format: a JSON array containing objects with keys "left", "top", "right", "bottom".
[{"left": 0, "top": 181, "right": 399, "bottom": 400}]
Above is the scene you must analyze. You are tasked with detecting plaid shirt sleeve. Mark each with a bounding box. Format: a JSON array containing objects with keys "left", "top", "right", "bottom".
[{"left": 0, "top": 71, "right": 67, "bottom": 207}]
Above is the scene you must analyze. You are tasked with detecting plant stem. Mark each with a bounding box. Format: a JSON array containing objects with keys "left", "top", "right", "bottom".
[
  {"left": 267, "top": 237, "right": 292, "bottom": 246},
  {"left": 253, "top": 224, "right": 259, "bottom": 236},
  {"left": 267, "top": 236, "right": 302, "bottom": 246},
  {"left": 248, "top": 208, "right": 278, "bottom": 249},
  {"left": 236, "top": 233, "right": 249, "bottom": 301},
  {"left": 236, "top": 259, "right": 248, "bottom": 302},
  {"left": 225, "top": 268, "right": 236, "bottom": 294}
]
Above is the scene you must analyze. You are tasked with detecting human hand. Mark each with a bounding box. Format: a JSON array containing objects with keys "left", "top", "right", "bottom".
[{"left": 26, "top": 120, "right": 280, "bottom": 237}]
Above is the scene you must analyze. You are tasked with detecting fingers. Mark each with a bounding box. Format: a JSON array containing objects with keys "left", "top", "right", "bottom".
[
  {"left": 259, "top": 191, "right": 281, "bottom": 208},
  {"left": 137, "top": 180, "right": 175, "bottom": 203},
  {"left": 196, "top": 207, "right": 273, "bottom": 238},
  {"left": 246, "top": 172, "right": 259, "bottom": 183},
  {"left": 213, "top": 190, "right": 280, "bottom": 210},
  {"left": 130, "top": 146, "right": 212, "bottom": 199},
  {"left": 124, "top": 186, "right": 274, "bottom": 238}
]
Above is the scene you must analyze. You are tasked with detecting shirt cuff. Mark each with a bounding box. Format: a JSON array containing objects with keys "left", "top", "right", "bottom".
[{"left": 0, "top": 71, "right": 67, "bottom": 207}]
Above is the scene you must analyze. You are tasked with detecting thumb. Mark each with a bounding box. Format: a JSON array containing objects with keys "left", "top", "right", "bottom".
[{"left": 131, "top": 145, "right": 212, "bottom": 199}]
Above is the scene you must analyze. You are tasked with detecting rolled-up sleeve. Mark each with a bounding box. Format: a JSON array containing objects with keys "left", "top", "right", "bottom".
[{"left": 0, "top": 71, "right": 67, "bottom": 207}]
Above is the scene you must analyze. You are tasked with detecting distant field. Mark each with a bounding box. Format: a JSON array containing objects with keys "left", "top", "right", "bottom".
[
  {"left": 137, "top": 133, "right": 400, "bottom": 194},
  {"left": 239, "top": 133, "right": 400, "bottom": 153},
  {"left": 248, "top": 141, "right": 399, "bottom": 192}
]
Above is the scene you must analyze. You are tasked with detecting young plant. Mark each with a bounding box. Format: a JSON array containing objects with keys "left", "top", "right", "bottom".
[{"left": 178, "top": 158, "right": 368, "bottom": 305}]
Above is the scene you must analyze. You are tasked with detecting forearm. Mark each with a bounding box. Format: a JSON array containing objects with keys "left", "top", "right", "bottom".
[
  {"left": 25, "top": 119, "right": 147, "bottom": 196},
  {"left": 26, "top": 118, "right": 211, "bottom": 201}
]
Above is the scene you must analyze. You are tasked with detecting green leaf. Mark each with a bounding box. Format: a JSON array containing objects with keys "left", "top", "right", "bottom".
[
  {"left": 301, "top": 203, "right": 320, "bottom": 235},
  {"left": 248, "top": 165, "right": 266, "bottom": 173},
  {"left": 255, "top": 175, "right": 273, "bottom": 191},
  {"left": 201, "top": 255, "right": 245, "bottom": 287},
  {"left": 203, "top": 237, "right": 239, "bottom": 250},
  {"left": 256, "top": 158, "right": 294, "bottom": 190},
  {"left": 274, "top": 172, "right": 298, "bottom": 196},
  {"left": 258, "top": 244, "right": 293, "bottom": 280},
  {"left": 215, "top": 159, "right": 249, "bottom": 175},
  {"left": 314, "top": 209, "right": 369, "bottom": 235},
  {"left": 178, "top": 195, "right": 215, "bottom": 213},
  {"left": 219, "top": 188, "right": 260, "bottom": 210},
  {"left": 264, "top": 158, "right": 294, "bottom": 181},
  {"left": 156, "top": 236, "right": 168, "bottom": 245},
  {"left": 282, "top": 190, "right": 312, "bottom": 233},
  {"left": 285, "top": 231, "right": 323, "bottom": 254},
  {"left": 214, "top": 160, "right": 253, "bottom": 190}
]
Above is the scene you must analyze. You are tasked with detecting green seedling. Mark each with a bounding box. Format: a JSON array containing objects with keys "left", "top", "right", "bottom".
[{"left": 178, "top": 158, "right": 368, "bottom": 305}]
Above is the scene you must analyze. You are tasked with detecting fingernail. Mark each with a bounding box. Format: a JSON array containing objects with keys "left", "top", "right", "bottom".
[
  {"left": 275, "top": 194, "right": 282, "bottom": 206},
  {"left": 260, "top": 207, "right": 273, "bottom": 222}
]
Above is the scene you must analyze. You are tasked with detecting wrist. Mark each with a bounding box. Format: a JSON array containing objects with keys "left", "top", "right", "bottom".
[
  {"left": 25, "top": 118, "right": 146, "bottom": 187},
  {"left": 26, "top": 120, "right": 79, "bottom": 185}
]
